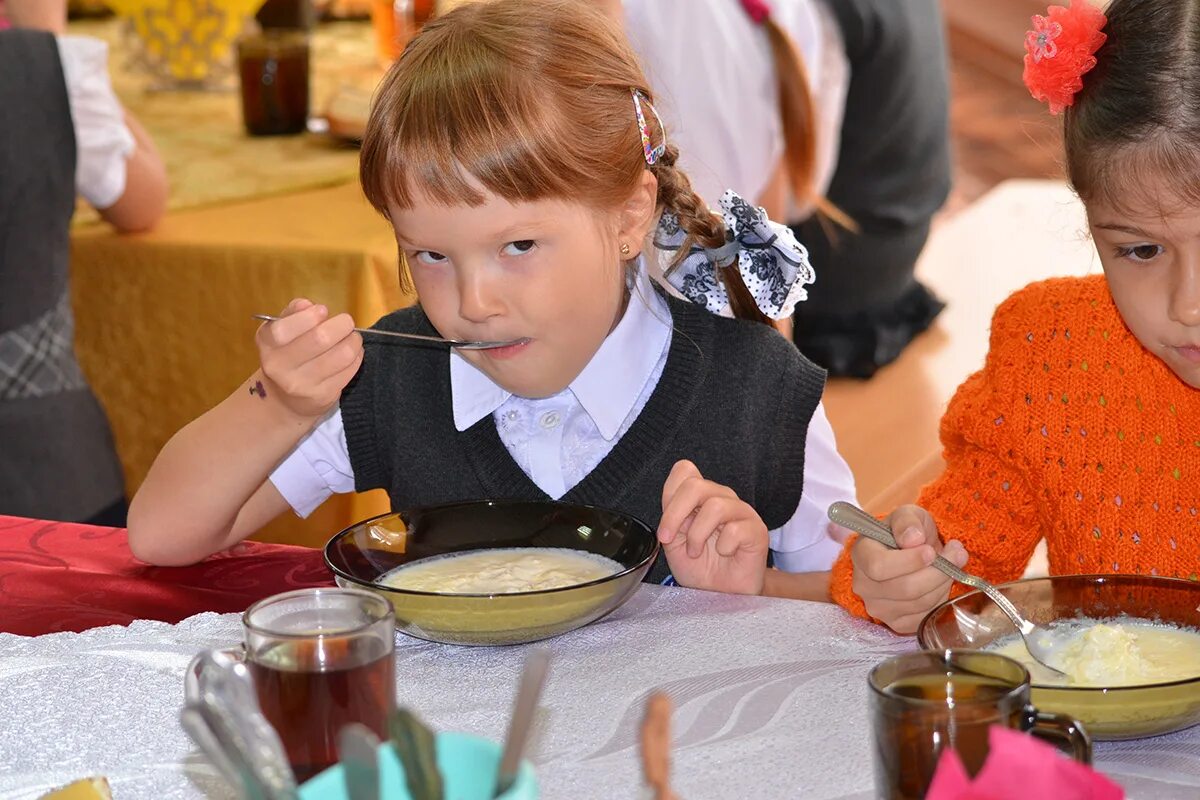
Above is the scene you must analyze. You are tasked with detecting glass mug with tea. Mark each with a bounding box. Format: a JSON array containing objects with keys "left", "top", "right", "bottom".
[
  {"left": 869, "top": 650, "right": 1091, "bottom": 800},
  {"left": 237, "top": 30, "right": 311, "bottom": 136},
  {"left": 189, "top": 587, "right": 396, "bottom": 782}
]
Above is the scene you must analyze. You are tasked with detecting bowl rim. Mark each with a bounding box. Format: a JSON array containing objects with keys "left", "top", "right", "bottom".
[
  {"left": 323, "top": 500, "right": 662, "bottom": 600},
  {"left": 915, "top": 573, "right": 1200, "bottom": 693}
]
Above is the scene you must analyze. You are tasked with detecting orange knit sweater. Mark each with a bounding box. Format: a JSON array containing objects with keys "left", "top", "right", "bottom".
[{"left": 831, "top": 275, "right": 1200, "bottom": 620}]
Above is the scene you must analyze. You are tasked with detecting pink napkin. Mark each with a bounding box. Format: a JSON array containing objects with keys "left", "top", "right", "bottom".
[{"left": 926, "top": 726, "right": 1124, "bottom": 800}]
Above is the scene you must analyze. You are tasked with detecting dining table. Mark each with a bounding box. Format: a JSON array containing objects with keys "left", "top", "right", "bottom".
[
  {"left": 2, "top": 516, "right": 1198, "bottom": 799},
  {"left": 0, "top": 515, "right": 332, "bottom": 637}
]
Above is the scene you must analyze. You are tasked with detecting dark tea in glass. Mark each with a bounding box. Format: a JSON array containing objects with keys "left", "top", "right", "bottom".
[
  {"left": 237, "top": 31, "right": 310, "bottom": 136},
  {"left": 242, "top": 588, "right": 396, "bottom": 781},
  {"left": 869, "top": 650, "right": 1090, "bottom": 800},
  {"left": 248, "top": 635, "right": 395, "bottom": 781}
]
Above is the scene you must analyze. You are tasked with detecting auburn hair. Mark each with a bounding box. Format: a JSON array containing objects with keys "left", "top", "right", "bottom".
[
  {"left": 360, "top": 0, "right": 774, "bottom": 325},
  {"left": 756, "top": 11, "right": 854, "bottom": 232}
]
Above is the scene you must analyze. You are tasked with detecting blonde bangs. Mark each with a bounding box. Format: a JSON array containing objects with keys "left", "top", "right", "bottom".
[{"left": 360, "top": 0, "right": 650, "bottom": 215}]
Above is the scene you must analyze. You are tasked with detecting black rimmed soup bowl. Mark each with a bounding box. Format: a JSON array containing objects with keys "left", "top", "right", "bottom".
[{"left": 324, "top": 500, "right": 660, "bottom": 646}]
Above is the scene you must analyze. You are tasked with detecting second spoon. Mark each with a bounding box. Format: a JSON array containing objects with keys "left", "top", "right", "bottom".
[{"left": 828, "top": 501, "right": 1066, "bottom": 677}]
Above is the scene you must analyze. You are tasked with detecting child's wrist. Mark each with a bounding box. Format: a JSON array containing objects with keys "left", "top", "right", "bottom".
[{"left": 245, "top": 372, "right": 332, "bottom": 429}]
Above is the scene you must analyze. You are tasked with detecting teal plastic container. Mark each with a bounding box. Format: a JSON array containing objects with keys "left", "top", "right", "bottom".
[{"left": 299, "top": 732, "right": 537, "bottom": 800}]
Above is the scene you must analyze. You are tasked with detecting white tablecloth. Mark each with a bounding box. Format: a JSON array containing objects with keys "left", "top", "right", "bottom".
[{"left": 2, "top": 586, "right": 1199, "bottom": 799}]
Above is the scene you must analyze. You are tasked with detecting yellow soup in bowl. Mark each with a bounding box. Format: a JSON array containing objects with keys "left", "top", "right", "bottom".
[{"left": 918, "top": 574, "right": 1200, "bottom": 739}]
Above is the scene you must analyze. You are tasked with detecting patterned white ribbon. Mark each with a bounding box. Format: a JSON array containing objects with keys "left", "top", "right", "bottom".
[{"left": 656, "top": 190, "right": 815, "bottom": 320}]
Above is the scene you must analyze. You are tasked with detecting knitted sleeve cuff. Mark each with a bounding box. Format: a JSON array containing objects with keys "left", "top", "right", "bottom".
[{"left": 830, "top": 534, "right": 877, "bottom": 621}]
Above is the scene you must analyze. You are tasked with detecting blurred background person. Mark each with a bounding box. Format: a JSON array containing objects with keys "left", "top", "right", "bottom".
[
  {"left": 0, "top": 0, "right": 167, "bottom": 525},
  {"left": 786, "top": 0, "right": 951, "bottom": 379},
  {"left": 607, "top": 0, "right": 951, "bottom": 378}
]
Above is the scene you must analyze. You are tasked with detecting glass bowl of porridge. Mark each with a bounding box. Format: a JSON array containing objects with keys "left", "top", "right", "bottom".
[
  {"left": 917, "top": 575, "right": 1200, "bottom": 739},
  {"left": 324, "top": 500, "right": 660, "bottom": 646}
]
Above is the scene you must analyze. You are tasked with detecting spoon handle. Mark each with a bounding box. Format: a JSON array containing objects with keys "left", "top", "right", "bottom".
[
  {"left": 181, "top": 704, "right": 243, "bottom": 791},
  {"left": 338, "top": 724, "right": 381, "bottom": 800},
  {"left": 387, "top": 709, "right": 443, "bottom": 800},
  {"left": 827, "top": 501, "right": 899, "bottom": 549},
  {"left": 827, "top": 502, "right": 1033, "bottom": 636},
  {"left": 495, "top": 648, "right": 551, "bottom": 798},
  {"left": 252, "top": 314, "right": 460, "bottom": 346},
  {"left": 933, "top": 559, "right": 1035, "bottom": 637}
]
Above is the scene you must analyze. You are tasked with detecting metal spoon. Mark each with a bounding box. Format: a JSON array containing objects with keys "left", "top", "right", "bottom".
[
  {"left": 387, "top": 708, "right": 442, "bottom": 800},
  {"left": 338, "top": 724, "right": 381, "bottom": 800},
  {"left": 252, "top": 314, "right": 527, "bottom": 351},
  {"left": 185, "top": 650, "right": 299, "bottom": 799},
  {"left": 828, "top": 501, "right": 1067, "bottom": 677},
  {"left": 181, "top": 702, "right": 245, "bottom": 792},
  {"left": 183, "top": 701, "right": 284, "bottom": 800},
  {"left": 495, "top": 648, "right": 551, "bottom": 798},
  {"left": 185, "top": 648, "right": 253, "bottom": 707}
]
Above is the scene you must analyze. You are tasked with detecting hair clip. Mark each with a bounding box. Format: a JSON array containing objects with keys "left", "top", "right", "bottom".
[
  {"left": 632, "top": 89, "right": 668, "bottom": 166},
  {"left": 1022, "top": 0, "right": 1107, "bottom": 115}
]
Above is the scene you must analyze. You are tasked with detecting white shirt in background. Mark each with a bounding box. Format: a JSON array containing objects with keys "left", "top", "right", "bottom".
[
  {"left": 621, "top": 0, "right": 849, "bottom": 215},
  {"left": 55, "top": 35, "right": 135, "bottom": 209}
]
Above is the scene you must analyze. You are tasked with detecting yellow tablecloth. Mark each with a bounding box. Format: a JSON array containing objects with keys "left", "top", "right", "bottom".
[
  {"left": 71, "top": 182, "right": 413, "bottom": 547},
  {"left": 63, "top": 17, "right": 401, "bottom": 547},
  {"left": 69, "top": 18, "right": 382, "bottom": 223}
]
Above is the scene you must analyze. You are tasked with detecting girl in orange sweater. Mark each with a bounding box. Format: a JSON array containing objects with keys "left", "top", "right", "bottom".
[{"left": 833, "top": 0, "right": 1200, "bottom": 632}]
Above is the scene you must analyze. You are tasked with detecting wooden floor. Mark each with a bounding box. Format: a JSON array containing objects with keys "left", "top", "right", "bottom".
[
  {"left": 922, "top": 31, "right": 1067, "bottom": 576},
  {"left": 944, "top": 27, "right": 1064, "bottom": 213}
]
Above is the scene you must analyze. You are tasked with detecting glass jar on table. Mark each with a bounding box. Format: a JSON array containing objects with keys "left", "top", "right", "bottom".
[{"left": 371, "top": 0, "right": 437, "bottom": 65}]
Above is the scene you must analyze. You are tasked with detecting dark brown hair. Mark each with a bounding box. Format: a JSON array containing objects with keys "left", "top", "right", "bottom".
[
  {"left": 359, "top": 0, "right": 774, "bottom": 325},
  {"left": 1064, "top": 0, "right": 1200, "bottom": 213}
]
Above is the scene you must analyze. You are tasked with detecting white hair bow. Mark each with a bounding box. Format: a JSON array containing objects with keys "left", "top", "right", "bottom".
[{"left": 656, "top": 190, "right": 815, "bottom": 320}]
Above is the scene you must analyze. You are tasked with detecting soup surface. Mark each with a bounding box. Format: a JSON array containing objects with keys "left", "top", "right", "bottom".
[
  {"left": 990, "top": 618, "right": 1200, "bottom": 687},
  {"left": 377, "top": 547, "right": 622, "bottom": 594}
]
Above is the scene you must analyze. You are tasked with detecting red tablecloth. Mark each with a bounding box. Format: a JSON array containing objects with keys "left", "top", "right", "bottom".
[{"left": 0, "top": 516, "right": 335, "bottom": 636}]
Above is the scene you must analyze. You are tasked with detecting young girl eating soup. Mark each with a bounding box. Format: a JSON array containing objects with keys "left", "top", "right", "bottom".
[{"left": 129, "top": 0, "right": 854, "bottom": 599}]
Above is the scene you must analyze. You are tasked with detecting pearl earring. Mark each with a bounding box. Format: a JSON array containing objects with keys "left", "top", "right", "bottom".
[{"left": 620, "top": 242, "right": 632, "bottom": 257}]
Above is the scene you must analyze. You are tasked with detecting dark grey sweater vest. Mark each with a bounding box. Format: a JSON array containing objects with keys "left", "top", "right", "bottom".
[
  {"left": 0, "top": 30, "right": 125, "bottom": 520},
  {"left": 341, "top": 291, "right": 826, "bottom": 583}
]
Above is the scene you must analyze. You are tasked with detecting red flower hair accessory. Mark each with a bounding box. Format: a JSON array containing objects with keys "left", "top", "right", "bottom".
[{"left": 1022, "top": 0, "right": 1107, "bottom": 115}]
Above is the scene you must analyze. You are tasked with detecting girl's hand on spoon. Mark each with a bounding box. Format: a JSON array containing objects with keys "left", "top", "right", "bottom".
[
  {"left": 254, "top": 299, "right": 363, "bottom": 421},
  {"left": 848, "top": 504, "right": 968, "bottom": 634}
]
